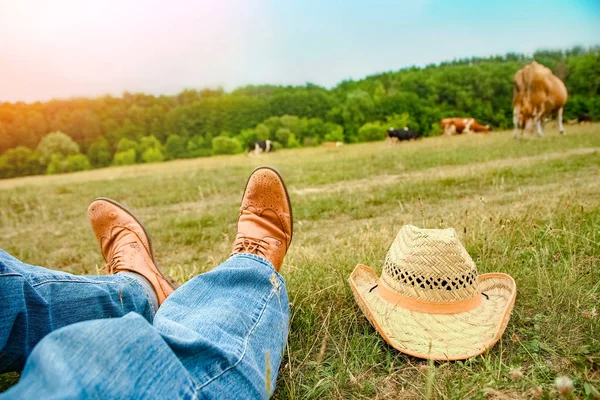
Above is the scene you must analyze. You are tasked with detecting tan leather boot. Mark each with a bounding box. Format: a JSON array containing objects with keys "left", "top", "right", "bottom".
[
  {"left": 231, "top": 166, "right": 293, "bottom": 271},
  {"left": 88, "top": 198, "right": 176, "bottom": 305}
]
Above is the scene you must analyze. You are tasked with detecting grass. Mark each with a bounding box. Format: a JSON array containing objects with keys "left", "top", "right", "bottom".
[{"left": 1, "top": 125, "right": 599, "bottom": 399}]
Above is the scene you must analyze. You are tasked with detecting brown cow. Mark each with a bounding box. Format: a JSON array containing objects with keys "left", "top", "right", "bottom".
[
  {"left": 513, "top": 61, "right": 567, "bottom": 137},
  {"left": 440, "top": 118, "right": 490, "bottom": 136}
]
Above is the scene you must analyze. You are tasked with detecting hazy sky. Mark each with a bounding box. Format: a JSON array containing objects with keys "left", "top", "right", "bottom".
[{"left": 2, "top": 0, "right": 599, "bottom": 102}]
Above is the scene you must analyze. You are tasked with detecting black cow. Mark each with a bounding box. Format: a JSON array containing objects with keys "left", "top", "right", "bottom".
[
  {"left": 579, "top": 114, "right": 591, "bottom": 124},
  {"left": 247, "top": 140, "right": 275, "bottom": 155},
  {"left": 387, "top": 127, "right": 421, "bottom": 142}
]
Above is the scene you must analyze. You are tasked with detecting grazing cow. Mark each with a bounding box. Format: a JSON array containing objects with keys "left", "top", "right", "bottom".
[
  {"left": 513, "top": 61, "right": 568, "bottom": 137},
  {"left": 247, "top": 140, "right": 275, "bottom": 156},
  {"left": 578, "top": 113, "right": 591, "bottom": 124},
  {"left": 322, "top": 141, "right": 344, "bottom": 147},
  {"left": 440, "top": 118, "right": 490, "bottom": 136},
  {"left": 387, "top": 127, "right": 421, "bottom": 142}
]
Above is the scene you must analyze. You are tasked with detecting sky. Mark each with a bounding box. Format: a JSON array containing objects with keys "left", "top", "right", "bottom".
[{"left": 1, "top": 0, "right": 599, "bottom": 103}]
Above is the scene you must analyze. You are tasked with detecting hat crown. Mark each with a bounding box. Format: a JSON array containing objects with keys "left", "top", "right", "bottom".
[{"left": 381, "top": 225, "right": 479, "bottom": 302}]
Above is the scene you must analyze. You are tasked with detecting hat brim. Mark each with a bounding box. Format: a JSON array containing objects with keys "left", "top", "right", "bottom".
[{"left": 349, "top": 264, "right": 516, "bottom": 360}]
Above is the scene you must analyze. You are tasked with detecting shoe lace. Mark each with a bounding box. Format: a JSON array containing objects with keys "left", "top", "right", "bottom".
[{"left": 233, "top": 237, "right": 268, "bottom": 258}]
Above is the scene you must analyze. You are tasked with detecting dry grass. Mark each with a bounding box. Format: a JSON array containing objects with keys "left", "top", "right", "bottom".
[{"left": 1, "top": 125, "right": 599, "bottom": 398}]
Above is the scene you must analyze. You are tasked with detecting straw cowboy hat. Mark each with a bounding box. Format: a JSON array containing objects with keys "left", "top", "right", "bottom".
[{"left": 349, "top": 225, "right": 516, "bottom": 360}]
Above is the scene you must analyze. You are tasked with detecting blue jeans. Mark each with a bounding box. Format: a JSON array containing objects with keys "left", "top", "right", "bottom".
[{"left": 0, "top": 249, "right": 289, "bottom": 399}]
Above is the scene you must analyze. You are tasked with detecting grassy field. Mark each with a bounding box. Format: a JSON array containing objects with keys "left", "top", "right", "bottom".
[{"left": 1, "top": 126, "right": 599, "bottom": 399}]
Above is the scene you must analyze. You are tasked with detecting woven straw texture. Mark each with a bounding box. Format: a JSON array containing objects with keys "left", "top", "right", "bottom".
[
  {"left": 382, "top": 225, "right": 479, "bottom": 301},
  {"left": 348, "top": 225, "right": 516, "bottom": 360}
]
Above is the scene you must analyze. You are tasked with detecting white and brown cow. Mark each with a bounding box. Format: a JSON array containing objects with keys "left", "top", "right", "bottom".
[
  {"left": 440, "top": 118, "right": 490, "bottom": 136},
  {"left": 513, "top": 61, "right": 567, "bottom": 137}
]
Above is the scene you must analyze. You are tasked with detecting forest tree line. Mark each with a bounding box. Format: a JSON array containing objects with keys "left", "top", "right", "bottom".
[{"left": 0, "top": 46, "right": 598, "bottom": 179}]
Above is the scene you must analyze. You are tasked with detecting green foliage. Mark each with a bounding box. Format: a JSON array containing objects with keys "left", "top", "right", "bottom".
[
  {"left": 46, "top": 155, "right": 67, "bottom": 175},
  {"left": 384, "top": 113, "right": 411, "bottom": 130},
  {"left": 357, "top": 121, "right": 386, "bottom": 142},
  {"left": 46, "top": 154, "right": 91, "bottom": 174},
  {"left": 287, "top": 134, "right": 301, "bottom": 148},
  {"left": 65, "top": 154, "right": 91, "bottom": 172},
  {"left": 141, "top": 147, "right": 165, "bottom": 163},
  {"left": 0, "top": 147, "right": 43, "bottom": 178},
  {"left": 165, "top": 135, "right": 187, "bottom": 160},
  {"left": 323, "top": 125, "right": 345, "bottom": 142},
  {"left": 87, "top": 138, "right": 112, "bottom": 167},
  {"left": 275, "top": 128, "right": 292, "bottom": 147},
  {"left": 138, "top": 135, "right": 164, "bottom": 162},
  {"left": 116, "top": 138, "right": 139, "bottom": 154},
  {"left": 113, "top": 149, "right": 137, "bottom": 166},
  {"left": 255, "top": 124, "right": 270, "bottom": 140},
  {"left": 186, "top": 135, "right": 211, "bottom": 158},
  {"left": 1, "top": 46, "right": 599, "bottom": 179},
  {"left": 211, "top": 136, "right": 242, "bottom": 155},
  {"left": 37, "top": 132, "right": 80, "bottom": 165}
]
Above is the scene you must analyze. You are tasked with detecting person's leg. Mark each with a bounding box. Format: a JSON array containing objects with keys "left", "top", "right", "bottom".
[
  {"left": 0, "top": 249, "right": 154, "bottom": 373},
  {"left": 1, "top": 254, "right": 288, "bottom": 400},
  {"left": 154, "top": 253, "right": 289, "bottom": 398}
]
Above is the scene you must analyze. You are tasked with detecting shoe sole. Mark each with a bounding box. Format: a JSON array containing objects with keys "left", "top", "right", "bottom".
[
  {"left": 242, "top": 166, "right": 293, "bottom": 245},
  {"left": 91, "top": 197, "right": 179, "bottom": 290}
]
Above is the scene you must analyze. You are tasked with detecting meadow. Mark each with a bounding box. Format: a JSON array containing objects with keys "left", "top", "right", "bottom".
[{"left": 1, "top": 125, "right": 599, "bottom": 399}]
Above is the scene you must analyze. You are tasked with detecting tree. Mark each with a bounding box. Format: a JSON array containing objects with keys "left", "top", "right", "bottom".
[
  {"left": 113, "top": 149, "right": 137, "bottom": 166},
  {"left": 142, "top": 147, "right": 165, "bottom": 163},
  {"left": 342, "top": 90, "right": 375, "bottom": 140},
  {"left": 138, "top": 135, "right": 164, "bottom": 163},
  {"left": 66, "top": 154, "right": 91, "bottom": 172},
  {"left": 46, "top": 154, "right": 68, "bottom": 175},
  {"left": 323, "top": 125, "right": 344, "bottom": 142},
  {"left": 0, "top": 147, "right": 43, "bottom": 178},
  {"left": 275, "top": 128, "right": 292, "bottom": 147},
  {"left": 212, "top": 136, "right": 242, "bottom": 155},
  {"left": 357, "top": 122, "right": 386, "bottom": 142},
  {"left": 116, "top": 137, "right": 139, "bottom": 153},
  {"left": 87, "top": 138, "right": 112, "bottom": 167},
  {"left": 37, "top": 132, "right": 80, "bottom": 166},
  {"left": 165, "top": 134, "right": 188, "bottom": 159}
]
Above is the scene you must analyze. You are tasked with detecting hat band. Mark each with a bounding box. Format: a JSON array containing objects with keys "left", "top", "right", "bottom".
[{"left": 377, "top": 280, "right": 482, "bottom": 314}]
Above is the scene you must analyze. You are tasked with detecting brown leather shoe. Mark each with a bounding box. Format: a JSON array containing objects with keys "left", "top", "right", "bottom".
[
  {"left": 231, "top": 166, "right": 293, "bottom": 271},
  {"left": 88, "top": 198, "right": 176, "bottom": 305}
]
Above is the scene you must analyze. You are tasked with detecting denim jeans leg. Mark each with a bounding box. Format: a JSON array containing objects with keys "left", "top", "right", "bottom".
[
  {"left": 153, "top": 254, "right": 290, "bottom": 399},
  {"left": 0, "top": 313, "right": 199, "bottom": 399},
  {"left": 1, "top": 253, "right": 289, "bottom": 399},
  {"left": 0, "top": 249, "right": 153, "bottom": 372}
]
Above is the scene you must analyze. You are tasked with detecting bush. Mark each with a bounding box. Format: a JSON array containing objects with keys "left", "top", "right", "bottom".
[
  {"left": 37, "top": 132, "right": 80, "bottom": 166},
  {"left": 139, "top": 136, "right": 163, "bottom": 154},
  {"left": 141, "top": 147, "right": 165, "bottom": 163},
  {"left": 275, "top": 128, "right": 291, "bottom": 146},
  {"left": 165, "top": 135, "right": 187, "bottom": 160},
  {"left": 0, "top": 147, "right": 44, "bottom": 178},
  {"left": 113, "top": 149, "right": 137, "bottom": 166},
  {"left": 186, "top": 136, "right": 210, "bottom": 158},
  {"left": 116, "top": 138, "right": 139, "bottom": 154},
  {"left": 212, "top": 136, "right": 242, "bottom": 155},
  {"left": 271, "top": 141, "right": 283, "bottom": 151},
  {"left": 46, "top": 155, "right": 67, "bottom": 174},
  {"left": 324, "top": 125, "right": 345, "bottom": 142},
  {"left": 287, "top": 134, "right": 301, "bottom": 148},
  {"left": 87, "top": 138, "right": 112, "bottom": 167},
  {"left": 66, "top": 154, "right": 91, "bottom": 172},
  {"left": 357, "top": 122, "right": 386, "bottom": 142}
]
